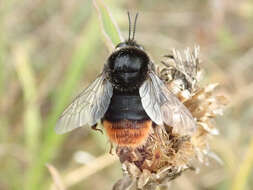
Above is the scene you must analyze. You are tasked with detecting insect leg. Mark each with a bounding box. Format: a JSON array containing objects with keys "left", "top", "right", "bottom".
[
  {"left": 91, "top": 123, "right": 103, "bottom": 134},
  {"left": 109, "top": 142, "right": 114, "bottom": 155}
]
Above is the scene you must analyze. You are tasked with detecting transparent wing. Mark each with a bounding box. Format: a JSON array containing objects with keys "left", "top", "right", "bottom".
[
  {"left": 140, "top": 70, "right": 196, "bottom": 136},
  {"left": 55, "top": 72, "right": 113, "bottom": 134}
]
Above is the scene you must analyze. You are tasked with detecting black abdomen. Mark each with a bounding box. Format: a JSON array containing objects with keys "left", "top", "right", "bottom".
[{"left": 104, "top": 90, "right": 149, "bottom": 121}]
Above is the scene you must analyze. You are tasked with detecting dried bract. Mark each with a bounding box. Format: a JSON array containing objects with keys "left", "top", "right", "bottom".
[{"left": 113, "top": 46, "right": 228, "bottom": 190}]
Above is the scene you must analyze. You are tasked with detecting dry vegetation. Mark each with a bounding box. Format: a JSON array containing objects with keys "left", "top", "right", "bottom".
[{"left": 0, "top": 0, "right": 253, "bottom": 190}]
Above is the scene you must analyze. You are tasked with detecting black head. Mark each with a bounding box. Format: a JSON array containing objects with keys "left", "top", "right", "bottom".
[{"left": 107, "top": 12, "right": 150, "bottom": 92}]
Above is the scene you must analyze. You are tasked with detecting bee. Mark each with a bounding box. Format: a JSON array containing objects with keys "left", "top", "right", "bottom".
[{"left": 55, "top": 13, "right": 196, "bottom": 147}]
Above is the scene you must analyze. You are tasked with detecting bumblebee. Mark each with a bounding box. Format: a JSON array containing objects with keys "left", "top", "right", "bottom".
[{"left": 55, "top": 13, "right": 196, "bottom": 147}]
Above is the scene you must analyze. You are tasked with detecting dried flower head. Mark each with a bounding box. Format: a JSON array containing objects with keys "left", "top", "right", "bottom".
[{"left": 113, "top": 46, "right": 228, "bottom": 190}]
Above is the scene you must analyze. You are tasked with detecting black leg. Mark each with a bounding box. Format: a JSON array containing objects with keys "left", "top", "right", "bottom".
[
  {"left": 152, "top": 122, "right": 157, "bottom": 128},
  {"left": 109, "top": 143, "right": 114, "bottom": 155},
  {"left": 91, "top": 123, "right": 103, "bottom": 134}
]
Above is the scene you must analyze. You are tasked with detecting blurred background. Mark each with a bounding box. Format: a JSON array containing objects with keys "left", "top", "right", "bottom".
[{"left": 1, "top": 0, "right": 253, "bottom": 189}]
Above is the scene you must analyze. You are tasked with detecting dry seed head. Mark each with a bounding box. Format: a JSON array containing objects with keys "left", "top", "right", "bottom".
[{"left": 113, "top": 46, "right": 228, "bottom": 190}]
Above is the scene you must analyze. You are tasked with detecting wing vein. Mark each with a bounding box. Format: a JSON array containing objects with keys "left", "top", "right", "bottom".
[
  {"left": 140, "top": 70, "right": 196, "bottom": 135},
  {"left": 55, "top": 72, "right": 113, "bottom": 134}
]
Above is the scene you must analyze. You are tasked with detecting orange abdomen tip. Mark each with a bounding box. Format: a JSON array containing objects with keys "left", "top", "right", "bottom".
[{"left": 103, "top": 119, "right": 152, "bottom": 147}]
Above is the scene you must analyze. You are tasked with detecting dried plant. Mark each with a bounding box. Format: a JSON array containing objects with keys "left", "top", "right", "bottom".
[{"left": 113, "top": 46, "right": 228, "bottom": 190}]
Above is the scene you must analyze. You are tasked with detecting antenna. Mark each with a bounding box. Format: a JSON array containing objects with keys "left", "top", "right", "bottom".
[
  {"left": 127, "top": 11, "right": 131, "bottom": 41},
  {"left": 132, "top": 12, "right": 139, "bottom": 40}
]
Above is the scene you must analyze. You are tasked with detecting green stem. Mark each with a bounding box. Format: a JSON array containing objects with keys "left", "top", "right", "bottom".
[
  {"left": 14, "top": 45, "right": 42, "bottom": 155},
  {"left": 232, "top": 138, "right": 253, "bottom": 190},
  {"left": 24, "top": 16, "right": 101, "bottom": 190}
]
